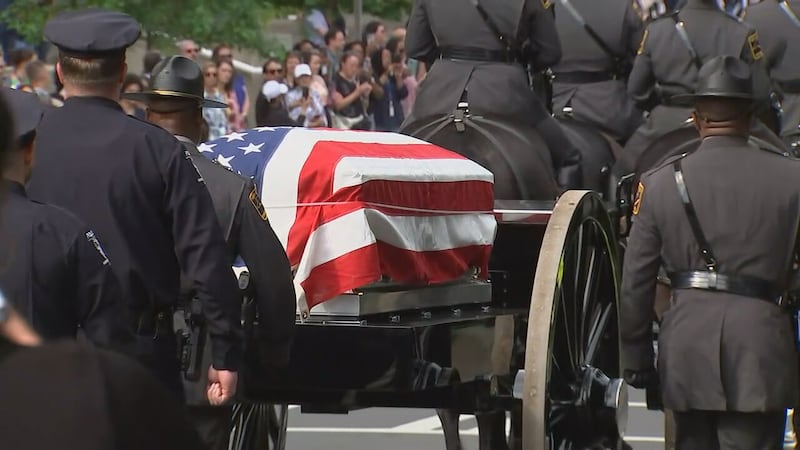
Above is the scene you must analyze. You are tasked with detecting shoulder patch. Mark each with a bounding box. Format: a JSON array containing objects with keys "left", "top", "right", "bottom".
[
  {"left": 542, "top": 0, "right": 553, "bottom": 9},
  {"left": 248, "top": 187, "right": 268, "bottom": 221},
  {"left": 85, "top": 230, "right": 110, "bottom": 266},
  {"left": 632, "top": 181, "right": 644, "bottom": 216},
  {"left": 637, "top": 28, "right": 649, "bottom": 55},
  {"left": 747, "top": 31, "right": 763, "bottom": 60}
]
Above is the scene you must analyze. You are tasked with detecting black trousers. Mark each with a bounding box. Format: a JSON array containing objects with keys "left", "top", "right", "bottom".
[
  {"left": 673, "top": 410, "right": 785, "bottom": 450},
  {"left": 186, "top": 405, "right": 232, "bottom": 450}
]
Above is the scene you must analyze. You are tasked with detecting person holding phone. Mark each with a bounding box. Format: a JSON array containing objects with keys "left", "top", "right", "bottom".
[
  {"left": 285, "top": 64, "right": 327, "bottom": 128},
  {"left": 372, "top": 47, "right": 408, "bottom": 131}
]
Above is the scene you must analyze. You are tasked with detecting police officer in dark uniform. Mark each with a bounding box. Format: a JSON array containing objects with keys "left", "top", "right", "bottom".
[
  {"left": 0, "top": 87, "right": 133, "bottom": 350},
  {"left": 621, "top": 55, "right": 799, "bottom": 449},
  {"left": 124, "top": 55, "right": 297, "bottom": 450},
  {"left": 403, "top": 0, "right": 584, "bottom": 189},
  {"left": 551, "top": 0, "right": 645, "bottom": 142},
  {"left": 26, "top": 9, "right": 243, "bottom": 402},
  {"left": 745, "top": 0, "right": 800, "bottom": 142},
  {"left": 616, "top": 0, "right": 770, "bottom": 175}
]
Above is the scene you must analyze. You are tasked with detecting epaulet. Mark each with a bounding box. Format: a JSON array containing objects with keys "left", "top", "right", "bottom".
[
  {"left": 209, "top": 158, "right": 237, "bottom": 173},
  {"left": 750, "top": 137, "right": 800, "bottom": 159},
  {"left": 641, "top": 151, "right": 689, "bottom": 178},
  {"left": 653, "top": 9, "right": 679, "bottom": 21}
]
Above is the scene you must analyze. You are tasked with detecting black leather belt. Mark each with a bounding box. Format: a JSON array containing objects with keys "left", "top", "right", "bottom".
[
  {"left": 439, "top": 46, "right": 519, "bottom": 64},
  {"left": 132, "top": 308, "right": 174, "bottom": 337},
  {"left": 777, "top": 79, "right": 800, "bottom": 94},
  {"left": 552, "top": 71, "right": 615, "bottom": 84},
  {"left": 668, "top": 271, "right": 783, "bottom": 305}
]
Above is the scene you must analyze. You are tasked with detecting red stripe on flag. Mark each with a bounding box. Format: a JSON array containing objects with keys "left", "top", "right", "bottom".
[{"left": 300, "top": 242, "right": 493, "bottom": 311}]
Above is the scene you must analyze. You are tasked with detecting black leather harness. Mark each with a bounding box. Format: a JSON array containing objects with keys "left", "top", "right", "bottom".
[{"left": 667, "top": 159, "right": 789, "bottom": 306}]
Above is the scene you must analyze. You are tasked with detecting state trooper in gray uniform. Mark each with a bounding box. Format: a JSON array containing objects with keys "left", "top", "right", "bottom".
[
  {"left": 124, "top": 56, "right": 296, "bottom": 450},
  {"left": 615, "top": 0, "right": 770, "bottom": 175},
  {"left": 621, "top": 55, "right": 799, "bottom": 450},
  {"left": 404, "top": 0, "right": 583, "bottom": 189},
  {"left": 551, "top": 0, "right": 645, "bottom": 142},
  {"left": 745, "top": 0, "right": 800, "bottom": 142}
]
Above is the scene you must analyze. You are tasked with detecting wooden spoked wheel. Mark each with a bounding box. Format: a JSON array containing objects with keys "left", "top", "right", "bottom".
[{"left": 522, "top": 190, "right": 626, "bottom": 449}]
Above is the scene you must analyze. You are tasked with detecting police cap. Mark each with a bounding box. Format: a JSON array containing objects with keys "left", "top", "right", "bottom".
[
  {"left": 1, "top": 88, "right": 44, "bottom": 141},
  {"left": 44, "top": 8, "right": 141, "bottom": 58}
]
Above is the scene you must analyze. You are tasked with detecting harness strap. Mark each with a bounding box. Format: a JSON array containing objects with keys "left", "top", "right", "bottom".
[
  {"left": 556, "top": 0, "right": 627, "bottom": 71},
  {"left": 779, "top": 0, "right": 800, "bottom": 28},
  {"left": 672, "top": 159, "right": 717, "bottom": 270},
  {"left": 670, "top": 14, "right": 703, "bottom": 69}
]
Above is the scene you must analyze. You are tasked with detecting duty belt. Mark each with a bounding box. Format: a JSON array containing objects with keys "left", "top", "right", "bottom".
[
  {"left": 668, "top": 271, "right": 784, "bottom": 306},
  {"left": 670, "top": 159, "right": 789, "bottom": 308},
  {"left": 438, "top": 46, "right": 519, "bottom": 64},
  {"left": 552, "top": 71, "right": 616, "bottom": 84},
  {"left": 777, "top": 79, "right": 800, "bottom": 95},
  {"left": 132, "top": 307, "right": 174, "bottom": 338}
]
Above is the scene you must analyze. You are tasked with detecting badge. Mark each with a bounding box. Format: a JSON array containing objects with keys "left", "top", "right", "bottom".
[
  {"left": 86, "top": 230, "right": 110, "bottom": 266},
  {"left": 542, "top": 0, "right": 553, "bottom": 9},
  {"left": 248, "top": 187, "right": 268, "bottom": 221},
  {"left": 748, "top": 31, "right": 763, "bottom": 61},
  {"left": 632, "top": 181, "right": 644, "bottom": 216},
  {"left": 637, "top": 29, "right": 648, "bottom": 56}
]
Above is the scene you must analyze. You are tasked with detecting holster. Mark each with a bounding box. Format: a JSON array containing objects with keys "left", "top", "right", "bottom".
[{"left": 175, "top": 298, "right": 206, "bottom": 382}]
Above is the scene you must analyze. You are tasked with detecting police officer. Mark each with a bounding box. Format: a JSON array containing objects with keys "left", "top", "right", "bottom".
[
  {"left": 403, "top": 0, "right": 583, "bottom": 189},
  {"left": 123, "top": 55, "right": 297, "bottom": 450},
  {"left": 26, "top": 9, "right": 243, "bottom": 403},
  {"left": 0, "top": 87, "right": 133, "bottom": 350},
  {"left": 621, "top": 55, "right": 798, "bottom": 449},
  {"left": 551, "top": 0, "right": 645, "bottom": 142},
  {"left": 745, "top": 0, "right": 800, "bottom": 142},
  {"left": 616, "top": 0, "right": 770, "bottom": 175}
]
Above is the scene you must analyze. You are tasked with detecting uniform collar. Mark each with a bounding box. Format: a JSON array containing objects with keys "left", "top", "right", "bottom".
[
  {"left": 174, "top": 135, "right": 199, "bottom": 154},
  {"left": 63, "top": 95, "right": 124, "bottom": 112},
  {"left": 3, "top": 180, "right": 26, "bottom": 197}
]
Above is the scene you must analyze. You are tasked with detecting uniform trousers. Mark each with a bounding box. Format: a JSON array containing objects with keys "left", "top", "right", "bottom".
[
  {"left": 186, "top": 405, "right": 232, "bottom": 450},
  {"left": 673, "top": 410, "right": 785, "bottom": 450}
]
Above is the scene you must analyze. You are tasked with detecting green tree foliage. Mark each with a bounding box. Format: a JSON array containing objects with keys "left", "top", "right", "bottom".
[
  {"left": 0, "top": 0, "right": 413, "bottom": 56},
  {"left": 0, "top": 0, "right": 280, "bottom": 55}
]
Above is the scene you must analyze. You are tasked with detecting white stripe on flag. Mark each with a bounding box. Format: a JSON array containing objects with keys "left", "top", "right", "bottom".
[
  {"left": 294, "top": 209, "right": 496, "bottom": 286},
  {"left": 363, "top": 209, "right": 497, "bottom": 251},
  {"left": 333, "top": 157, "right": 494, "bottom": 191},
  {"left": 294, "top": 209, "right": 377, "bottom": 284}
]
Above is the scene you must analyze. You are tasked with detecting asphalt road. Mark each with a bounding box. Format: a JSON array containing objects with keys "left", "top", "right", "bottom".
[{"left": 282, "top": 387, "right": 666, "bottom": 449}]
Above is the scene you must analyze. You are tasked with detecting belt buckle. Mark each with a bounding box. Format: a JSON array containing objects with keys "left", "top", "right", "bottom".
[{"left": 706, "top": 272, "right": 719, "bottom": 290}]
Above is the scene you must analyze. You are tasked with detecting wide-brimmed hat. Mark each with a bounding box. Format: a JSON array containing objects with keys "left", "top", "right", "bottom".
[
  {"left": 671, "top": 55, "right": 755, "bottom": 106},
  {"left": 122, "top": 55, "right": 227, "bottom": 108}
]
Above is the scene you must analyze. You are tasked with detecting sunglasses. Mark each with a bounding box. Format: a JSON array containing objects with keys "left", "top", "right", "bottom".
[
  {"left": 218, "top": 53, "right": 232, "bottom": 59},
  {"left": 187, "top": 48, "right": 199, "bottom": 53},
  {"left": 268, "top": 68, "right": 283, "bottom": 74}
]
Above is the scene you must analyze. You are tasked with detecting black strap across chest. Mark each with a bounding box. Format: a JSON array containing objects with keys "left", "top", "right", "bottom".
[
  {"left": 779, "top": 0, "right": 800, "bottom": 28},
  {"left": 669, "top": 14, "right": 703, "bottom": 69}
]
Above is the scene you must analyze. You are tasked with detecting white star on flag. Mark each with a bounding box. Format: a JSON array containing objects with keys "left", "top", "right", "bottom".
[
  {"left": 216, "top": 154, "right": 235, "bottom": 168},
  {"left": 254, "top": 126, "right": 275, "bottom": 132},
  {"left": 239, "top": 142, "right": 264, "bottom": 155},
  {"left": 224, "top": 131, "right": 247, "bottom": 142},
  {"left": 197, "top": 143, "right": 216, "bottom": 153}
]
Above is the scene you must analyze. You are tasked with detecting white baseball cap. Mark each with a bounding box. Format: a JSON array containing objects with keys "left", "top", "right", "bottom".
[
  {"left": 294, "top": 63, "right": 312, "bottom": 78},
  {"left": 262, "top": 80, "right": 288, "bottom": 101}
]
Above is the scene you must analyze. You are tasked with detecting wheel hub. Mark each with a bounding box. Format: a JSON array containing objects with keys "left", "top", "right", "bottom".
[{"left": 576, "top": 365, "right": 628, "bottom": 439}]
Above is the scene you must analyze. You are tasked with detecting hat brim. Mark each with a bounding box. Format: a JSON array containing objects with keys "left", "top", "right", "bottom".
[
  {"left": 670, "top": 92, "right": 755, "bottom": 107},
  {"left": 122, "top": 90, "right": 228, "bottom": 108}
]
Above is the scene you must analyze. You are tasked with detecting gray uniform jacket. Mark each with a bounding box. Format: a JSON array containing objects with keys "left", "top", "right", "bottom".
[
  {"left": 621, "top": 135, "right": 800, "bottom": 412},
  {"left": 551, "top": 0, "right": 644, "bottom": 140},
  {"left": 745, "top": 0, "right": 800, "bottom": 139},
  {"left": 177, "top": 138, "right": 296, "bottom": 405},
  {"left": 404, "top": 0, "right": 561, "bottom": 125},
  {"left": 618, "top": 0, "right": 769, "bottom": 174}
]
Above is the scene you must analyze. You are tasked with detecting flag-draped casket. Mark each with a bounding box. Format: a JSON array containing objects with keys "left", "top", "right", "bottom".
[{"left": 201, "top": 127, "right": 497, "bottom": 315}]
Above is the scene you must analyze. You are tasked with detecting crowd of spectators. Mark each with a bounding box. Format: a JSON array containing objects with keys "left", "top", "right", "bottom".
[{"left": 0, "top": 12, "right": 426, "bottom": 139}]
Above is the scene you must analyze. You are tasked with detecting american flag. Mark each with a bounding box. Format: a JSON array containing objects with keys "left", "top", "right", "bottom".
[{"left": 201, "top": 127, "right": 497, "bottom": 315}]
